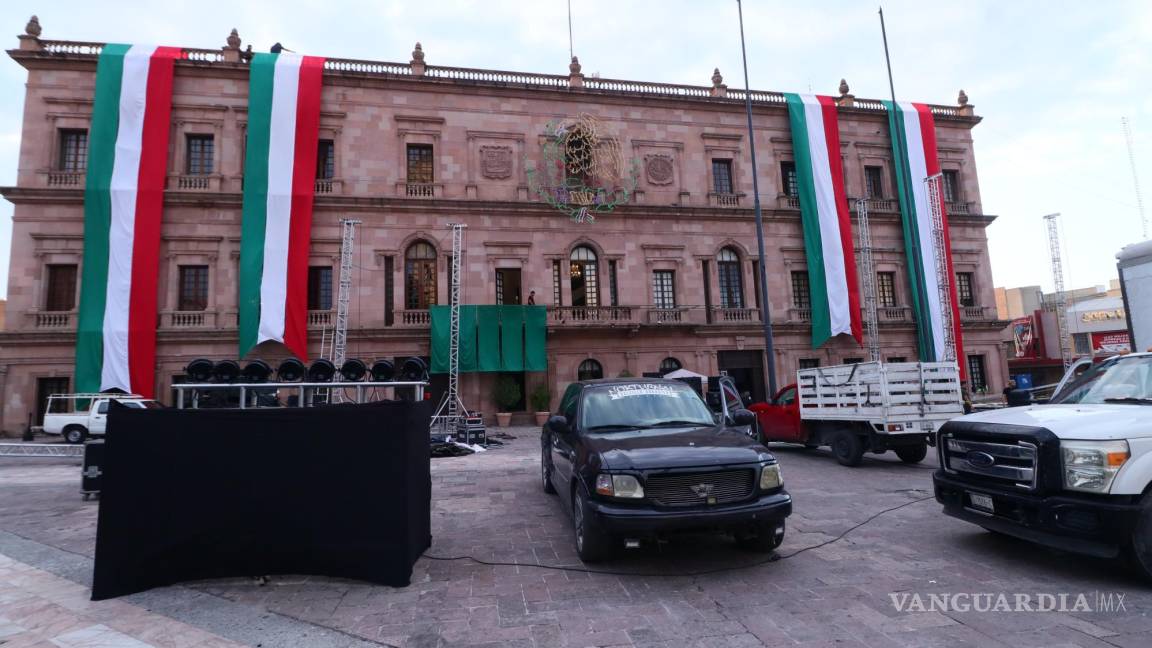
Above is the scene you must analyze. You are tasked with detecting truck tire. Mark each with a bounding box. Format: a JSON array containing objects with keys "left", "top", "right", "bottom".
[
  {"left": 895, "top": 444, "right": 928, "bottom": 464},
  {"left": 573, "top": 486, "right": 613, "bottom": 562},
  {"left": 736, "top": 520, "right": 786, "bottom": 553},
  {"left": 63, "top": 425, "right": 87, "bottom": 444},
  {"left": 541, "top": 447, "right": 557, "bottom": 494},
  {"left": 831, "top": 429, "right": 865, "bottom": 466},
  {"left": 1130, "top": 495, "right": 1152, "bottom": 581}
]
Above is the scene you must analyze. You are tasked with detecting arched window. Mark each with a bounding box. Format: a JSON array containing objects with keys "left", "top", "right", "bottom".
[
  {"left": 404, "top": 241, "right": 437, "bottom": 309},
  {"left": 659, "top": 357, "right": 682, "bottom": 374},
  {"left": 717, "top": 247, "right": 744, "bottom": 309},
  {"left": 577, "top": 359, "right": 603, "bottom": 381},
  {"left": 570, "top": 246, "right": 600, "bottom": 308}
]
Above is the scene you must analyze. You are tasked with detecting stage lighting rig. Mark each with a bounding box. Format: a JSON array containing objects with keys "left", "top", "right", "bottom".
[
  {"left": 277, "top": 358, "right": 305, "bottom": 382},
  {"left": 401, "top": 357, "right": 429, "bottom": 382},
  {"left": 241, "top": 360, "right": 272, "bottom": 383},
  {"left": 340, "top": 359, "right": 367, "bottom": 382},
  {"left": 186, "top": 359, "right": 214, "bottom": 383},
  {"left": 212, "top": 360, "right": 240, "bottom": 383},
  {"left": 370, "top": 359, "right": 395, "bottom": 382},
  {"left": 307, "top": 359, "right": 336, "bottom": 383}
]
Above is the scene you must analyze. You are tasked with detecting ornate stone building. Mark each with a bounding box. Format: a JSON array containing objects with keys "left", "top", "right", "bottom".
[{"left": 0, "top": 22, "right": 1006, "bottom": 432}]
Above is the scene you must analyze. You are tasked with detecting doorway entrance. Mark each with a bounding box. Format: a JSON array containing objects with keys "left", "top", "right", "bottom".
[
  {"left": 496, "top": 268, "right": 522, "bottom": 305},
  {"left": 717, "top": 350, "right": 766, "bottom": 403}
]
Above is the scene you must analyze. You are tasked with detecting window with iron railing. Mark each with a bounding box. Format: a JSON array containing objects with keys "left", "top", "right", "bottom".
[
  {"left": 942, "top": 169, "right": 959, "bottom": 203},
  {"left": 185, "top": 134, "right": 214, "bottom": 175},
  {"left": 308, "top": 266, "right": 333, "bottom": 311},
  {"left": 552, "top": 260, "right": 562, "bottom": 306},
  {"left": 865, "top": 165, "right": 884, "bottom": 199},
  {"left": 608, "top": 260, "right": 619, "bottom": 307},
  {"left": 404, "top": 241, "right": 437, "bottom": 309},
  {"left": 717, "top": 248, "right": 744, "bottom": 309},
  {"left": 58, "top": 129, "right": 88, "bottom": 172},
  {"left": 406, "top": 144, "right": 434, "bottom": 184},
  {"left": 570, "top": 246, "right": 600, "bottom": 308},
  {"left": 791, "top": 271, "right": 811, "bottom": 309},
  {"left": 781, "top": 161, "right": 798, "bottom": 197},
  {"left": 652, "top": 270, "right": 676, "bottom": 309},
  {"left": 578, "top": 359, "right": 603, "bottom": 381},
  {"left": 798, "top": 358, "right": 820, "bottom": 370},
  {"left": 712, "top": 159, "right": 734, "bottom": 194},
  {"left": 317, "top": 139, "right": 335, "bottom": 179},
  {"left": 44, "top": 264, "right": 78, "bottom": 311},
  {"left": 877, "top": 272, "right": 897, "bottom": 307},
  {"left": 177, "top": 265, "right": 209, "bottom": 311},
  {"left": 968, "top": 355, "right": 988, "bottom": 393},
  {"left": 957, "top": 272, "right": 975, "bottom": 307},
  {"left": 659, "top": 357, "right": 682, "bottom": 374}
]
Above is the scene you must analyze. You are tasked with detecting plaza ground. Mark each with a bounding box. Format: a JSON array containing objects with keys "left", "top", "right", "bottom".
[{"left": 1, "top": 426, "right": 1150, "bottom": 648}]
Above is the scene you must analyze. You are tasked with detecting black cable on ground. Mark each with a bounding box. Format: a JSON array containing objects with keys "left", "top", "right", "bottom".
[{"left": 422, "top": 494, "right": 936, "bottom": 577}]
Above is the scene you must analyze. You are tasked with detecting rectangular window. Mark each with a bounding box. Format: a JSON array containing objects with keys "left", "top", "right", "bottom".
[
  {"left": 865, "top": 165, "right": 884, "bottom": 199},
  {"left": 552, "top": 260, "right": 562, "bottom": 306},
  {"left": 316, "top": 139, "right": 335, "bottom": 179},
  {"left": 177, "top": 265, "right": 209, "bottom": 312},
  {"left": 702, "top": 259, "right": 713, "bottom": 323},
  {"left": 790, "top": 271, "right": 811, "bottom": 309},
  {"left": 307, "top": 266, "right": 333, "bottom": 311},
  {"left": 877, "top": 271, "right": 897, "bottom": 308},
  {"left": 652, "top": 270, "right": 675, "bottom": 309},
  {"left": 45, "top": 264, "right": 78, "bottom": 311},
  {"left": 712, "top": 159, "right": 734, "bottom": 194},
  {"left": 608, "top": 260, "right": 619, "bottom": 307},
  {"left": 406, "top": 144, "right": 434, "bottom": 184},
  {"left": 1073, "top": 333, "right": 1091, "bottom": 355},
  {"left": 957, "top": 272, "right": 975, "bottom": 307},
  {"left": 968, "top": 355, "right": 988, "bottom": 393},
  {"left": 781, "top": 161, "right": 798, "bottom": 197},
  {"left": 384, "top": 256, "right": 394, "bottom": 326},
  {"left": 58, "top": 129, "right": 88, "bottom": 172},
  {"left": 185, "top": 134, "right": 214, "bottom": 175},
  {"left": 798, "top": 358, "right": 820, "bottom": 370},
  {"left": 942, "top": 169, "right": 959, "bottom": 203}
]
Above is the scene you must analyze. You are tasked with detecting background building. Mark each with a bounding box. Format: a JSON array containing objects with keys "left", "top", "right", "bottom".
[{"left": 0, "top": 25, "right": 1007, "bottom": 433}]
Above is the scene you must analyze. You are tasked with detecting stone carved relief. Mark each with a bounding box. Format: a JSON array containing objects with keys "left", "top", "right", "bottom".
[
  {"left": 480, "top": 145, "right": 513, "bottom": 179},
  {"left": 644, "top": 154, "right": 674, "bottom": 186}
]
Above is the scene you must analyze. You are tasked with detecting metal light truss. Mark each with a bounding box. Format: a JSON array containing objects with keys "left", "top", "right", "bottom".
[
  {"left": 430, "top": 223, "right": 471, "bottom": 434},
  {"left": 0, "top": 443, "right": 84, "bottom": 457},
  {"left": 1122, "top": 117, "right": 1147, "bottom": 239},
  {"left": 924, "top": 173, "right": 957, "bottom": 363},
  {"left": 172, "top": 381, "right": 428, "bottom": 409},
  {"left": 1045, "top": 213, "right": 1073, "bottom": 369},
  {"left": 332, "top": 219, "right": 361, "bottom": 382},
  {"left": 856, "top": 198, "right": 881, "bottom": 362}
]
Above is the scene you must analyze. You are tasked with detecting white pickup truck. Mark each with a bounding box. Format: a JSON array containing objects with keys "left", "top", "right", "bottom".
[
  {"left": 934, "top": 352, "right": 1152, "bottom": 577},
  {"left": 42, "top": 393, "right": 162, "bottom": 443}
]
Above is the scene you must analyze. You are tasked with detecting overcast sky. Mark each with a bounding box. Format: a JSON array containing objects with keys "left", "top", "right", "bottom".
[{"left": 1, "top": 0, "right": 1149, "bottom": 300}]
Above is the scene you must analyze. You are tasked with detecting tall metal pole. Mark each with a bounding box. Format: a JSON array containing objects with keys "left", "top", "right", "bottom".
[{"left": 736, "top": 0, "right": 777, "bottom": 396}]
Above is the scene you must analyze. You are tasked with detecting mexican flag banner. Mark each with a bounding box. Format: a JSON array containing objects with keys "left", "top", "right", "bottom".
[
  {"left": 238, "top": 52, "right": 325, "bottom": 359},
  {"left": 885, "top": 100, "right": 965, "bottom": 371},
  {"left": 784, "top": 94, "right": 862, "bottom": 347},
  {"left": 75, "top": 44, "right": 181, "bottom": 397}
]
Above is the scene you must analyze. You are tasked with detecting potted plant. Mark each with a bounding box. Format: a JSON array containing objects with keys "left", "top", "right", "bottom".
[
  {"left": 493, "top": 375, "right": 522, "bottom": 427},
  {"left": 530, "top": 383, "right": 551, "bottom": 426}
]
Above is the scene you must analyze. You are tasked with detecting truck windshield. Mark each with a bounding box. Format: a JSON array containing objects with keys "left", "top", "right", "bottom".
[
  {"left": 1051, "top": 356, "right": 1152, "bottom": 405},
  {"left": 581, "top": 383, "right": 716, "bottom": 431}
]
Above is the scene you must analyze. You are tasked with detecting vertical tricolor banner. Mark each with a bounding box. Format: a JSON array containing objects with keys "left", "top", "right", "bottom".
[
  {"left": 75, "top": 44, "right": 181, "bottom": 397},
  {"left": 885, "top": 100, "right": 965, "bottom": 373},
  {"left": 784, "top": 94, "right": 863, "bottom": 348},
  {"left": 238, "top": 52, "right": 325, "bottom": 359}
]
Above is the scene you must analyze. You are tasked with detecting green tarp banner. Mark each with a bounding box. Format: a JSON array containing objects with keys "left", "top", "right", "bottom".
[
  {"left": 499, "top": 305, "right": 525, "bottom": 371},
  {"left": 458, "top": 305, "right": 478, "bottom": 372},
  {"left": 430, "top": 307, "right": 451, "bottom": 373},
  {"left": 524, "top": 306, "right": 547, "bottom": 371},
  {"left": 477, "top": 306, "right": 502, "bottom": 371}
]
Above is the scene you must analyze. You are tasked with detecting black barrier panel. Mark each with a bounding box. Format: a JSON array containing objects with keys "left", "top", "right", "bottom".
[{"left": 91, "top": 399, "right": 433, "bottom": 601}]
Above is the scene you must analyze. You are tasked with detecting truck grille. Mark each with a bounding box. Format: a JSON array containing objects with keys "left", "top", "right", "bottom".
[
  {"left": 645, "top": 469, "right": 755, "bottom": 507},
  {"left": 941, "top": 434, "right": 1038, "bottom": 490}
]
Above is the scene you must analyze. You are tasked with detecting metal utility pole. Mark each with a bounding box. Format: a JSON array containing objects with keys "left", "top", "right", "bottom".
[
  {"left": 333, "top": 219, "right": 360, "bottom": 371},
  {"left": 924, "top": 174, "right": 957, "bottom": 362},
  {"left": 431, "top": 223, "right": 469, "bottom": 434},
  {"left": 856, "top": 199, "right": 881, "bottom": 362},
  {"left": 736, "top": 0, "right": 778, "bottom": 396},
  {"left": 1044, "top": 213, "right": 1073, "bottom": 369},
  {"left": 1122, "top": 117, "right": 1147, "bottom": 239}
]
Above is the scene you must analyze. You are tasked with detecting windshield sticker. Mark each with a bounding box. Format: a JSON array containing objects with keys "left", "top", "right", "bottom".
[{"left": 607, "top": 384, "right": 680, "bottom": 400}]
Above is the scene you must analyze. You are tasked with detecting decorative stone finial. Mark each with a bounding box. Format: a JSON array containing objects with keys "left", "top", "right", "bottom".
[
  {"left": 839, "top": 78, "right": 849, "bottom": 96},
  {"left": 712, "top": 68, "right": 723, "bottom": 87},
  {"left": 226, "top": 28, "right": 241, "bottom": 50},
  {"left": 569, "top": 56, "right": 582, "bottom": 75},
  {"left": 957, "top": 89, "right": 969, "bottom": 106},
  {"left": 411, "top": 42, "right": 424, "bottom": 63},
  {"left": 835, "top": 78, "right": 855, "bottom": 107},
  {"left": 24, "top": 15, "right": 41, "bottom": 38}
]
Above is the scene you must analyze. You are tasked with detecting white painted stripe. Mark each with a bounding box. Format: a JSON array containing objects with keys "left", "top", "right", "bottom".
[
  {"left": 100, "top": 45, "right": 155, "bottom": 391},
  {"left": 800, "top": 95, "right": 851, "bottom": 337},
  {"left": 899, "top": 101, "right": 946, "bottom": 359},
  {"left": 257, "top": 54, "right": 303, "bottom": 345}
]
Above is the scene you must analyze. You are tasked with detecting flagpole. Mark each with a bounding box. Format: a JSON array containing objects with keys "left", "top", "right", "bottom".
[{"left": 736, "top": 0, "right": 778, "bottom": 397}]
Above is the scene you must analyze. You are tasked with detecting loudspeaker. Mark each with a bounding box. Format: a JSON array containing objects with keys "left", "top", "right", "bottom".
[
  {"left": 277, "top": 358, "right": 305, "bottom": 382},
  {"left": 370, "top": 359, "right": 395, "bottom": 382},
  {"left": 400, "top": 357, "right": 428, "bottom": 381},
  {"left": 186, "top": 359, "right": 214, "bottom": 383},
  {"left": 340, "top": 359, "right": 367, "bottom": 382},
  {"left": 212, "top": 360, "right": 240, "bottom": 383},
  {"left": 307, "top": 359, "right": 336, "bottom": 383},
  {"left": 241, "top": 360, "right": 272, "bottom": 383}
]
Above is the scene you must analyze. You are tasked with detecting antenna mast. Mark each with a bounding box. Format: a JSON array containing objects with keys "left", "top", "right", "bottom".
[
  {"left": 1044, "top": 213, "right": 1073, "bottom": 369},
  {"left": 1122, "top": 117, "right": 1147, "bottom": 239}
]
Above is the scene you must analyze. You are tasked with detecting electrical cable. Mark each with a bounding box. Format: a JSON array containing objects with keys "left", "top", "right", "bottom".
[{"left": 421, "top": 494, "right": 935, "bottom": 577}]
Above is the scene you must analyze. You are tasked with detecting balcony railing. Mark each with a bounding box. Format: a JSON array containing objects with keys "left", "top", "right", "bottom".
[
  {"left": 646, "top": 307, "right": 689, "bottom": 324},
  {"left": 46, "top": 171, "right": 84, "bottom": 187},
  {"left": 710, "top": 307, "right": 761, "bottom": 323},
  {"left": 28, "top": 310, "right": 75, "bottom": 329},
  {"left": 308, "top": 310, "right": 333, "bottom": 327},
  {"left": 779, "top": 195, "right": 801, "bottom": 209},
  {"left": 160, "top": 310, "right": 217, "bottom": 328},
  {"left": 860, "top": 198, "right": 898, "bottom": 212},
  {"left": 548, "top": 306, "right": 636, "bottom": 325},
  {"left": 946, "top": 201, "right": 971, "bottom": 215},
  {"left": 708, "top": 192, "right": 744, "bottom": 207},
  {"left": 175, "top": 174, "right": 211, "bottom": 190},
  {"left": 961, "top": 305, "right": 994, "bottom": 321},
  {"left": 877, "top": 306, "right": 913, "bottom": 322},
  {"left": 788, "top": 307, "right": 811, "bottom": 322},
  {"left": 404, "top": 183, "right": 437, "bottom": 198},
  {"left": 397, "top": 309, "right": 431, "bottom": 327},
  {"left": 315, "top": 178, "right": 333, "bottom": 194}
]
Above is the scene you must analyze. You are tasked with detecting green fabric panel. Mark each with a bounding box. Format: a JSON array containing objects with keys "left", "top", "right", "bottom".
[
  {"left": 524, "top": 306, "right": 547, "bottom": 372},
  {"left": 75, "top": 43, "right": 129, "bottom": 394},
  {"left": 238, "top": 53, "right": 278, "bottom": 357},
  {"left": 785, "top": 93, "right": 832, "bottom": 349},
  {"left": 458, "top": 305, "right": 478, "bottom": 372},
  {"left": 499, "top": 305, "right": 525, "bottom": 372},
  {"left": 477, "top": 305, "right": 502, "bottom": 372},
  {"left": 429, "top": 306, "right": 450, "bottom": 373}
]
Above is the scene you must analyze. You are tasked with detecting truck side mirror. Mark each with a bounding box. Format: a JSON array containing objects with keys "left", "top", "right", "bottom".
[
  {"left": 547, "top": 415, "right": 570, "bottom": 435},
  {"left": 732, "top": 409, "right": 756, "bottom": 427}
]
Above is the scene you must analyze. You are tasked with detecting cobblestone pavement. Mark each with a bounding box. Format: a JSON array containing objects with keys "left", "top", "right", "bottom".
[{"left": 1, "top": 427, "right": 1150, "bottom": 647}]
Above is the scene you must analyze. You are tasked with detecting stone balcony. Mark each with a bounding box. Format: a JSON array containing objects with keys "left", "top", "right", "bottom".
[
  {"left": 960, "top": 305, "right": 996, "bottom": 321},
  {"left": 541, "top": 305, "right": 763, "bottom": 327},
  {"left": 307, "top": 310, "right": 333, "bottom": 328},
  {"left": 160, "top": 310, "right": 218, "bottom": 328},
  {"left": 26, "top": 310, "right": 74, "bottom": 329},
  {"left": 43, "top": 171, "right": 84, "bottom": 187},
  {"left": 396, "top": 309, "right": 431, "bottom": 327},
  {"left": 707, "top": 192, "right": 744, "bottom": 207}
]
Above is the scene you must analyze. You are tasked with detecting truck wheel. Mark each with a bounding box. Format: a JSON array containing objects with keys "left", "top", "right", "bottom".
[
  {"left": 541, "top": 447, "right": 557, "bottom": 494},
  {"left": 1129, "top": 495, "right": 1152, "bottom": 581},
  {"left": 573, "top": 487, "right": 612, "bottom": 562},
  {"left": 63, "top": 425, "right": 87, "bottom": 444},
  {"left": 895, "top": 444, "right": 928, "bottom": 464},
  {"left": 736, "top": 520, "right": 785, "bottom": 553},
  {"left": 831, "top": 429, "right": 865, "bottom": 466}
]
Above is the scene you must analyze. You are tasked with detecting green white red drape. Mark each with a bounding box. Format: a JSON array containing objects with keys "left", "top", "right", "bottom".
[
  {"left": 885, "top": 100, "right": 965, "bottom": 374},
  {"left": 238, "top": 52, "right": 326, "bottom": 359},
  {"left": 784, "top": 93, "right": 862, "bottom": 348},
  {"left": 75, "top": 44, "right": 181, "bottom": 397}
]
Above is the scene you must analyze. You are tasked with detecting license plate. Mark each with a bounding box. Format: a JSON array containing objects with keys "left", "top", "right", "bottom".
[{"left": 968, "top": 492, "right": 994, "bottom": 513}]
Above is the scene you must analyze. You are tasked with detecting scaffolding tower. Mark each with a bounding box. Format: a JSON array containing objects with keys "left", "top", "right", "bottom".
[
  {"left": 333, "top": 219, "right": 360, "bottom": 371},
  {"left": 856, "top": 198, "right": 881, "bottom": 362},
  {"left": 924, "top": 173, "right": 957, "bottom": 363},
  {"left": 431, "top": 223, "right": 469, "bottom": 434},
  {"left": 1045, "top": 213, "right": 1073, "bottom": 369}
]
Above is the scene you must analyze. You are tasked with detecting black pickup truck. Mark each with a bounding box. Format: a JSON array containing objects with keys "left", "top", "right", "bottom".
[{"left": 541, "top": 378, "right": 792, "bottom": 561}]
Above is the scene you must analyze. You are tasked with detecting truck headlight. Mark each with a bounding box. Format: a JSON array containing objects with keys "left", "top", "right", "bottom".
[
  {"left": 760, "top": 463, "right": 783, "bottom": 490},
  {"left": 1062, "top": 440, "right": 1130, "bottom": 493},
  {"left": 595, "top": 474, "right": 645, "bottom": 498}
]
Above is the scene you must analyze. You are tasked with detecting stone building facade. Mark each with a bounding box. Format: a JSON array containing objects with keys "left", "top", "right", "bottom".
[{"left": 0, "top": 24, "right": 1007, "bottom": 432}]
